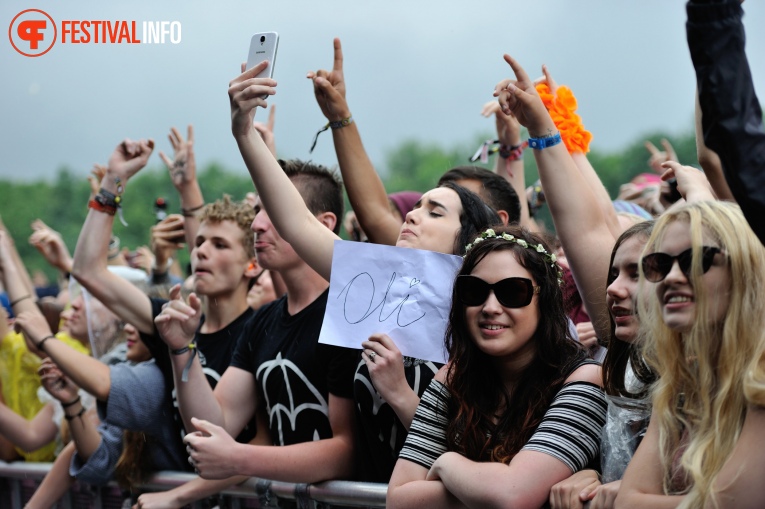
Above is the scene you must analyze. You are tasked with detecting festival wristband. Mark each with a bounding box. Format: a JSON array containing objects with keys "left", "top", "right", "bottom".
[
  {"left": 171, "top": 342, "right": 198, "bottom": 383},
  {"left": 528, "top": 132, "right": 562, "bottom": 150}
]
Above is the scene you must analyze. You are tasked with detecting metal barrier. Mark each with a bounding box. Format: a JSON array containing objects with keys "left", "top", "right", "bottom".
[{"left": 0, "top": 461, "right": 388, "bottom": 508}]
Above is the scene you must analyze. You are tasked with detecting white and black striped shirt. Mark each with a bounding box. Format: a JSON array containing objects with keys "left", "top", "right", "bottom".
[{"left": 399, "top": 378, "right": 607, "bottom": 472}]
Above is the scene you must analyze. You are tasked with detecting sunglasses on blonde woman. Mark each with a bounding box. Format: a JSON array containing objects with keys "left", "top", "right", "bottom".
[
  {"left": 456, "top": 275, "right": 540, "bottom": 308},
  {"left": 641, "top": 246, "right": 721, "bottom": 283}
]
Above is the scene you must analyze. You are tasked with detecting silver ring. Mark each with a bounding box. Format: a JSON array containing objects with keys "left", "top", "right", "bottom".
[{"left": 368, "top": 351, "right": 377, "bottom": 362}]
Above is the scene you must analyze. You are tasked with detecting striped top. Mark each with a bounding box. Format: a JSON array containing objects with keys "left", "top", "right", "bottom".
[{"left": 399, "top": 378, "right": 607, "bottom": 472}]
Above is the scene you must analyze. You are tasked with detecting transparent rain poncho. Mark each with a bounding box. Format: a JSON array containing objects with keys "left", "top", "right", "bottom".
[
  {"left": 600, "top": 363, "right": 651, "bottom": 483},
  {"left": 70, "top": 265, "right": 147, "bottom": 361}
]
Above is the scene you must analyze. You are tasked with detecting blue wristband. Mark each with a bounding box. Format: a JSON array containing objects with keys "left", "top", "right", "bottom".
[{"left": 528, "top": 132, "right": 562, "bottom": 150}]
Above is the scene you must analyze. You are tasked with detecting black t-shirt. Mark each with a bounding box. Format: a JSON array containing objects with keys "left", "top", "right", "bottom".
[
  {"left": 140, "top": 298, "right": 256, "bottom": 444},
  {"left": 353, "top": 356, "right": 441, "bottom": 482},
  {"left": 231, "top": 290, "right": 358, "bottom": 446}
]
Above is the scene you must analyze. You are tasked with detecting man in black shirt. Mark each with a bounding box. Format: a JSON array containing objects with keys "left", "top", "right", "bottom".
[{"left": 157, "top": 161, "right": 358, "bottom": 483}]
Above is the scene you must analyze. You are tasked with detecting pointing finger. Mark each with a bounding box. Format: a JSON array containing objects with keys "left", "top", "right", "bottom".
[
  {"left": 503, "top": 54, "right": 531, "bottom": 85},
  {"left": 333, "top": 37, "right": 344, "bottom": 72}
]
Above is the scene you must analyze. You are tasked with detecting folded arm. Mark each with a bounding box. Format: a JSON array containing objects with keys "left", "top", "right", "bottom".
[{"left": 187, "top": 394, "right": 356, "bottom": 483}]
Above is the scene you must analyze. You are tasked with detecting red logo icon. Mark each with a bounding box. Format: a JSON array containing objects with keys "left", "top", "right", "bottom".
[{"left": 9, "top": 9, "right": 57, "bottom": 57}]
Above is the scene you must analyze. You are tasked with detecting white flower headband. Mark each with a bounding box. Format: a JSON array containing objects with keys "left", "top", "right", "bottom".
[{"left": 464, "top": 228, "right": 564, "bottom": 286}]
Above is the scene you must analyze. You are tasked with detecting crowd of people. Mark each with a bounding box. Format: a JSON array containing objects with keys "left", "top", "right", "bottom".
[{"left": 0, "top": 1, "right": 763, "bottom": 508}]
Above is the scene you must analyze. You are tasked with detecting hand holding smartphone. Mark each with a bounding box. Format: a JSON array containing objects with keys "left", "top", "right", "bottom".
[{"left": 246, "top": 32, "right": 279, "bottom": 79}]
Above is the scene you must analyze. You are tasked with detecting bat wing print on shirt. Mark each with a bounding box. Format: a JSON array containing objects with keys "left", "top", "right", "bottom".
[
  {"left": 355, "top": 358, "right": 439, "bottom": 450},
  {"left": 257, "top": 352, "right": 329, "bottom": 446}
]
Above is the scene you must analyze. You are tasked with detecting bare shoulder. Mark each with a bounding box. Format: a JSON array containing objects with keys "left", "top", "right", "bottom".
[
  {"left": 433, "top": 363, "right": 450, "bottom": 384},
  {"left": 564, "top": 363, "right": 603, "bottom": 386}
]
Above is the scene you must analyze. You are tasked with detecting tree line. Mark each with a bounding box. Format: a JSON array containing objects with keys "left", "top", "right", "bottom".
[{"left": 0, "top": 127, "right": 698, "bottom": 282}]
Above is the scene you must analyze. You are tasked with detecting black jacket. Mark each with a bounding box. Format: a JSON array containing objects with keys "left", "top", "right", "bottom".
[{"left": 687, "top": 0, "right": 765, "bottom": 244}]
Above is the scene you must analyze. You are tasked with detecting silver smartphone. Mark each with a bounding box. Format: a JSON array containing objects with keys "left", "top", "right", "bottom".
[{"left": 246, "top": 32, "right": 279, "bottom": 79}]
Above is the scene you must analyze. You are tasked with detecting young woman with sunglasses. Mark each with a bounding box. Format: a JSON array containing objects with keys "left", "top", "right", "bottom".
[
  {"left": 387, "top": 225, "right": 606, "bottom": 508},
  {"left": 616, "top": 200, "right": 765, "bottom": 509}
]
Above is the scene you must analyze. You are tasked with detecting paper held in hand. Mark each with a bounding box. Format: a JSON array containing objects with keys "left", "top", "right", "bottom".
[{"left": 318, "top": 240, "right": 462, "bottom": 364}]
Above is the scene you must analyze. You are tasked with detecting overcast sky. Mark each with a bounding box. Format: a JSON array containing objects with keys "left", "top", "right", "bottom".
[{"left": 2, "top": 1, "right": 764, "bottom": 182}]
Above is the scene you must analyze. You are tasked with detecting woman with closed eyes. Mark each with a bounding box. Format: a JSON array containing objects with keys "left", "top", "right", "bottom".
[{"left": 228, "top": 59, "right": 501, "bottom": 481}]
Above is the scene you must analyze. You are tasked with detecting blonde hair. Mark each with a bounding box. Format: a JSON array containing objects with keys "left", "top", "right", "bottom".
[
  {"left": 745, "top": 354, "right": 765, "bottom": 407},
  {"left": 637, "top": 201, "right": 765, "bottom": 508},
  {"left": 199, "top": 195, "right": 256, "bottom": 259}
]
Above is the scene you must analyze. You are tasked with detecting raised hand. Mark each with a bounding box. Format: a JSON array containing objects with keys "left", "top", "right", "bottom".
[
  {"left": 29, "top": 219, "right": 72, "bottom": 273},
  {"left": 154, "top": 284, "right": 202, "bottom": 350},
  {"left": 87, "top": 164, "right": 107, "bottom": 197},
  {"left": 645, "top": 139, "right": 678, "bottom": 174},
  {"left": 228, "top": 60, "right": 277, "bottom": 138},
  {"left": 185, "top": 417, "right": 241, "bottom": 479},
  {"left": 481, "top": 100, "right": 522, "bottom": 147},
  {"left": 159, "top": 126, "right": 197, "bottom": 189},
  {"left": 106, "top": 138, "right": 155, "bottom": 184},
  {"left": 660, "top": 161, "right": 715, "bottom": 203},
  {"left": 253, "top": 105, "right": 277, "bottom": 157},
  {"left": 38, "top": 358, "right": 79, "bottom": 404},
  {"left": 494, "top": 54, "right": 556, "bottom": 137},
  {"left": 151, "top": 214, "right": 185, "bottom": 261},
  {"left": 306, "top": 38, "right": 351, "bottom": 122},
  {"left": 14, "top": 310, "right": 54, "bottom": 357}
]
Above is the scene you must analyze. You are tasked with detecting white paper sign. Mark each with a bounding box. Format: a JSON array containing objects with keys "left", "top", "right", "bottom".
[{"left": 318, "top": 240, "right": 462, "bottom": 364}]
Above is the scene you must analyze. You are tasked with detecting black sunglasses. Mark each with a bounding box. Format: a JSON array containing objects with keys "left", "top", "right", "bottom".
[
  {"left": 456, "top": 275, "right": 540, "bottom": 308},
  {"left": 641, "top": 246, "right": 721, "bottom": 283}
]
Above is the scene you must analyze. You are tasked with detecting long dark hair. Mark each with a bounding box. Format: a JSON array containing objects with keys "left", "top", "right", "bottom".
[
  {"left": 602, "top": 220, "right": 656, "bottom": 398},
  {"left": 437, "top": 181, "right": 501, "bottom": 256},
  {"left": 444, "top": 225, "right": 586, "bottom": 463}
]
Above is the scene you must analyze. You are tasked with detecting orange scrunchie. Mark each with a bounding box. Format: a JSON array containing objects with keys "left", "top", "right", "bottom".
[{"left": 535, "top": 83, "right": 592, "bottom": 154}]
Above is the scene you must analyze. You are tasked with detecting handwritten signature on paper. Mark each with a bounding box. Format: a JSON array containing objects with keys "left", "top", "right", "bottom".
[{"left": 337, "top": 272, "right": 425, "bottom": 327}]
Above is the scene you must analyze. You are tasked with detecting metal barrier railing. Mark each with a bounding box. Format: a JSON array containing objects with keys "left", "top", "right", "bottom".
[{"left": 0, "top": 461, "right": 388, "bottom": 508}]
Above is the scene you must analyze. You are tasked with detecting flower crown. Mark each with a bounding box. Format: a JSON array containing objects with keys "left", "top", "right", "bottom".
[{"left": 464, "top": 228, "right": 564, "bottom": 286}]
